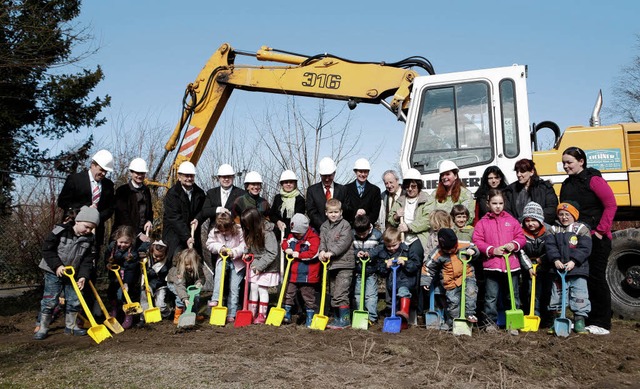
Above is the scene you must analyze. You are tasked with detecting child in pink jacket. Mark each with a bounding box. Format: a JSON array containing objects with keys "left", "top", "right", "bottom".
[{"left": 472, "top": 188, "right": 526, "bottom": 332}]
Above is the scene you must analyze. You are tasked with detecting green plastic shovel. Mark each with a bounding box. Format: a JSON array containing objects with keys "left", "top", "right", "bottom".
[
  {"left": 504, "top": 253, "right": 524, "bottom": 330},
  {"left": 352, "top": 255, "right": 370, "bottom": 330},
  {"left": 453, "top": 252, "right": 472, "bottom": 336},
  {"left": 177, "top": 285, "right": 201, "bottom": 328}
]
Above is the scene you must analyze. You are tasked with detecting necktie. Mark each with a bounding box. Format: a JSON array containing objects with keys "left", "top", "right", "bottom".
[
  {"left": 358, "top": 185, "right": 364, "bottom": 197},
  {"left": 221, "top": 189, "right": 229, "bottom": 207},
  {"left": 325, "top": 186, "right": 331, "bottom": 201},
  {"left": 388, "top": 194, "right": 395, "bottom": 213},
  {"left": 92, "top": 184, "right": 100, "bottom": 206}
]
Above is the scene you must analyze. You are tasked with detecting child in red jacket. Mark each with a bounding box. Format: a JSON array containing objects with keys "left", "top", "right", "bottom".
[
  {"left": 282, "top": 213, "right": 321, "bottom": 326},
  {"left": 472, "top": 188, "right": 526, "bottom": 332}
]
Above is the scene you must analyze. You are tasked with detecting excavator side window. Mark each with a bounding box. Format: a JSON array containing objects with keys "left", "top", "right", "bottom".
[
  {"left": 500, "top": 79, "right": 519, "bottom": 158},
  {"left": 411, "top": 82, "right": 493, "bottom": 173}
]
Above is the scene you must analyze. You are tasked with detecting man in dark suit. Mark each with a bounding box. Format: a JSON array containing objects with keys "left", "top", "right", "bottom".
[
  {"left": 57, "top": 149, "right": 116, "bottom": 248},
  {"left": 345, "top": 158, "right": 381, "bottom": 226},
  {"left": 306, "top": 157, "right": 352, "bottom": 232},
  {"left": 162, "top": 161, "right": 206, "bottom": 263},
  {"left": 200, "top": 163, "right": 245, "bottom": 230}
]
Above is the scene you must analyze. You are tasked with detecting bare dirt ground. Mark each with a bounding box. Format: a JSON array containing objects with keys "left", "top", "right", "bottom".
[{"left": 1, "top": 290, "right": 639, "bottom": 389}]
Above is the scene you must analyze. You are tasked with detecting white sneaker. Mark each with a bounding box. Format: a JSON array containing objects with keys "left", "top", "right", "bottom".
[{"left": 585, "top": 325, "right": 610, "bottom": 335}]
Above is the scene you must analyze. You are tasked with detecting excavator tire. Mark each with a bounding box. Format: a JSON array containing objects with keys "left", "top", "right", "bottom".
[{"left": 607, "top": 228, "right": 640, "bottom": 320}]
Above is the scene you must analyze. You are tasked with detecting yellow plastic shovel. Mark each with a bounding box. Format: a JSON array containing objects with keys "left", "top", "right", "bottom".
[
  {"left": 108, "top": 264, "right": 143, "bottom": 315},
  {"left": 310, "top": 259, "right": 330, "bottom": 331},
  {"left": 63, "top": 267, "right": 112, "bottom": 344},
  {"left": 266, "top": 253, "right": 295, "bottom": 326},
  {"left": 88, "top": 280, "right": 124, "bottom": 334},
  {"left": 210, "top": 252, "right": 229, "bottom": 326},
  {"left": 140, "top": 258, "right": 162, "bottom": 324},
  {"left": 522, "top": 263, "right": 540, "bottom": 332}
]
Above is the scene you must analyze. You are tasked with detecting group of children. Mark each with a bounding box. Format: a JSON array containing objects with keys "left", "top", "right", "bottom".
[{"left": 35, "top": 188, "right": 594, "bottom": 339}]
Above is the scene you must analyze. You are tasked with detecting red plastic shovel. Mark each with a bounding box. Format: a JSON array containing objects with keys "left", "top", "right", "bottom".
[{"left": 234, "top": 254, "right": 254, "bottom": 328}]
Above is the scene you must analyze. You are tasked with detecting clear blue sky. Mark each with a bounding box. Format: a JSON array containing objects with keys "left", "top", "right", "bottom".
[{"left": 70, "top": 0, "right": 639, "bottom": 186}]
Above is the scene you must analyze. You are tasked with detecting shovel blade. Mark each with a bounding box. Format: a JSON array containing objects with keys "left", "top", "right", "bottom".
[
  {"left": 425, "top": 311, "right": 442, "bottom": 329},
  {"left": 209, "top": 306, "right": 228, "bottom": 326},
  {"left": 505, "top": 309, "right": 525, "bottom": 330},
  {"left": 123, "top": 302, "right": 143, "bottom": 315},
  {"left": 554, "top": 318, "right": 571, "bottom": 337},
  {"left": 177, "top": 312, "right": 196, "bottom": 328},
  {"left": 265, "top": 307, "right": 285, "bottom": 327},
  {"left": 522, "top": 315, "right": 541, "bottom": 332},
  {"left": 382, "top": 316, "right": 402, "bottom": 333},
  {"left": 352, "top": 310, "right": 369, "bottom": 330},
  {"left": 310, "top": 314, "right": 329, "bottom": 331},
  {"left": 144, "top": 307, "right": 162, "bottom": 324},
  {"left": 87, "top": 325, "right": 112, "bottom": 344},
  {"left": 235, "top": 310, "right": 253, "bottom": 328},
  {"left": 453, "top": 318, "right": 472, "bottom": 336},
  {"left": 104, "top": 317, "right": 124, "bottom": 334}
]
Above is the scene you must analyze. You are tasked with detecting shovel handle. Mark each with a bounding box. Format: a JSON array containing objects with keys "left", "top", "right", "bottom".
[{"left": 242, "top": 253, "right": 254, "bottom": 266}]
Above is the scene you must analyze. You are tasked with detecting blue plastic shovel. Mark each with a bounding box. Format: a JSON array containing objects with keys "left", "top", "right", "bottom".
[
  {"left": 554, "top": 269, "right": 571, "bottom": 337},
  {"left": 383, "top": 260, "right": 402, "bottom": 333}
]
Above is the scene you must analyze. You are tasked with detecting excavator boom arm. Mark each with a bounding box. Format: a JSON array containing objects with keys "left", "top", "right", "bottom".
[{"left": 150, "top": 43, "right": 430, "bottom": 186}]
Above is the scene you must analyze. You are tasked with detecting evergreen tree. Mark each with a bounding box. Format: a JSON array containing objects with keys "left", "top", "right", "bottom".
[{"left": 0, "top": 0, "right": 110, "bottom": 213}]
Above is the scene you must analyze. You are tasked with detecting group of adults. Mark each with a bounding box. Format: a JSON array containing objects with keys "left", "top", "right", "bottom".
[{"left": 57, "top": 146, "right": 616, "bottom": 332}]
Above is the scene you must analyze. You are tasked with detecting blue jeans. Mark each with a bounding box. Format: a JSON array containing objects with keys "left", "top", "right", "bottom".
[
  {"left": 40, "top": 272, "right": 81, "bottom": 315},
  {"left": 484, "top": 271, "right": 520, "bottom": 324},
  {"left": 445, "top": 276, "right": 478, "bottom": 324},
  {"left": 354, "top": 273, "right": 378, "bottom": 321},
  {"left": 212, "top": 260, "right": 245, "bottom": 318},
  {"left": 549, "top": 275, "right": 591, "bottom": 317}
]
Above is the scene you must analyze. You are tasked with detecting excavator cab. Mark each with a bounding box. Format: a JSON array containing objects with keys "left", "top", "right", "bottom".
[{"left": 400, "top": 65, "right": 532, "bottom": 191}]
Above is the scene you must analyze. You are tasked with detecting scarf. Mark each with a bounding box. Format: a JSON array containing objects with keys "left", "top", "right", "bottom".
[{"left": 279, "top": 188, "right": 300, "bottom": 219}]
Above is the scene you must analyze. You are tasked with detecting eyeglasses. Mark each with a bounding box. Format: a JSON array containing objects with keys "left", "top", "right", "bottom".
[{"left": 406, "top": 183, "right": 419, "bottom": 189}]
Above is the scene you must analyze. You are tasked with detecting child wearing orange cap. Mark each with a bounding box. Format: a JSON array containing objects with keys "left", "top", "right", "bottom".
[{"left": 545, "top": 201, "right": 592, "bottom": 334}]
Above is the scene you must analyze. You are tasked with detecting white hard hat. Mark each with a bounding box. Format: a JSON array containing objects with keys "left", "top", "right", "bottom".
[
  {"left": 438, "top": 160, "right": 459, "bottom": 174},
  {"left": 353, "top": 158, "right": 371, "bottom": 171},
  {"left": 318, "top": 157, "right": 337, "bottom": 175},
  {"left": 279, "top": 170, "right": 298, "bottom": 182},
  {"left": 128, "top": 158, "right": 148, "bottom": 173},
  {"left": 92, "top": 150, "right": 114, "bottom": 172},
  {"left": 177, "top": 161, "right": 197, "bottom": 175},
  {"left": 404, "top": 168, "right": 422, "bottom": 181},
  {"left": 244, "top": 171, "right": 263, "bottom": 184},
  {"left": 217, "top": 164, "right": 235, "bottom": 176}
]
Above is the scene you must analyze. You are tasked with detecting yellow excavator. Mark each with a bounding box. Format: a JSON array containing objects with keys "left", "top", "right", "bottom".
[{"left": 152, "top": 43, "right": 640, "bottom": 319}]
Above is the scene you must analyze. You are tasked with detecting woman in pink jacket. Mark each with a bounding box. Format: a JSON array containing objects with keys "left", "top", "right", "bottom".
[{"left": 472, "top": 188, "right": 526, "bottom": 331}]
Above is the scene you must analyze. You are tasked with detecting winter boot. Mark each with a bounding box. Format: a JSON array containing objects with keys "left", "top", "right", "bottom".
[
  {"left": 33, "top": 313, "right": 51, "bottom": 340},
  {"left": 283, "top": 305, "right": 292, "bottom": 324},
  {"left": 397, "top": 297, "right": 411, "bottom": 321},
  {"left": 574, "top": 316, "right": 587, "bottom": 334},
  {"left": 173, "top": 307, "right": 184, "bottom": 325},
  {"left": 248, "top": 300, "right": 258, "bottom": 318},
  {"left": 64, "top": 312, "right": 87, "bottom": 336},
  {"left": 122, "top": 314, "right": 134, "bottom": 329},
  {"left": 328, "top": 307, "right": 350, "bottom": 329},
  {"left": 305, "top": 309, "right": 315, "bottom": 328},
  {"left": 253, "top": 302, "right": 268, "bottom": 324}
]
